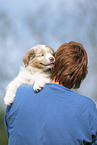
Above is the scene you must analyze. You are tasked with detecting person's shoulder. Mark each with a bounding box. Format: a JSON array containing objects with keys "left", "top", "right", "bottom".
[
  {"left": 17, "top": 84, "right": 33, "bottom": 91},
  {"left": 5, "top": 85, "right": 33, "bottom": 115},
  {"left": 73, "top": 91, "right": 96, "bottom": 109},
  {"left": 15, "top": 85, "right": 34, "bottom": 100},
  {"left": 17, "top": 84, "right": 33, "bottom": 95}
]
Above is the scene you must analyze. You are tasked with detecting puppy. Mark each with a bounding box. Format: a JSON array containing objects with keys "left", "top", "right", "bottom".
[{"left": 4, "top": 45, "right": 55, "bottom": 105}]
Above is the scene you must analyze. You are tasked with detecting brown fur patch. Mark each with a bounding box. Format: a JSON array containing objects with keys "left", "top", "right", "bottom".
[{"left": 22, "top": 49, "right": 35, "bottom": 67}]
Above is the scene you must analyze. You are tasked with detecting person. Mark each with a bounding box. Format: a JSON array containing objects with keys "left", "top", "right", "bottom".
[{"left": 4, "top": 41, "right": 97, "bottom": 145}]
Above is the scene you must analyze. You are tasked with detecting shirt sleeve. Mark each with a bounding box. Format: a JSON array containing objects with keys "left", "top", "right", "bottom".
[
  {"left": 89, "top": 102, "right": 97, "bottom": 145},
  {"left": 85, "top": 100, "right": 97, "bottom": 145},
  {"left": 4, "top": 85, "right": 24, "bottom": 139},
  {"left": 4, "top": 105, "right": 11, "bottom": 138}
]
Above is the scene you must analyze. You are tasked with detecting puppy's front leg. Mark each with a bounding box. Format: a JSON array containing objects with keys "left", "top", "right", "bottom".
[
  {"left": 33, "top": 77, "right": 50, "bottom": 92},
  {"left": 4, "top": 78, "right": 22, "bottom": 105}
]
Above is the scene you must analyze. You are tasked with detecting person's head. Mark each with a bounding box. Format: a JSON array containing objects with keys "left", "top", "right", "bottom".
[{"left": 51, "top": 41, "right": 88, "bottom": 89}]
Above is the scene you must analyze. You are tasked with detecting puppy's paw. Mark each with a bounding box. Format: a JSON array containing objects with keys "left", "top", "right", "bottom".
[
  {"left": 4, "top": 94, "right": 15, "bottom": 106},
  {"left": 33, "top": 84, "right": 43, "bottom": 92}
]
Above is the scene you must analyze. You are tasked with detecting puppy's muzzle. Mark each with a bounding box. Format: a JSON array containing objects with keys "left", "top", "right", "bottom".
[{"left": 40, "top": 62, "right": 54, "bottom": 66}]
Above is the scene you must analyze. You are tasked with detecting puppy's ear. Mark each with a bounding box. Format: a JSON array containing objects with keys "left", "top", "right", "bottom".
[{"left": 22, "top": 49, "right": 35, "bottom": 67}]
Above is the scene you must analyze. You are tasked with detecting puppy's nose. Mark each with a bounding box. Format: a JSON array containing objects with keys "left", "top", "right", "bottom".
[{"left": 49, "top": 57, "right": 55, "bottom": 62}]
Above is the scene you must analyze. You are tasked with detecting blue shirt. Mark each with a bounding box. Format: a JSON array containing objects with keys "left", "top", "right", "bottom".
[{"left": 4, "top": 83, "right": 97, "bottom": 145}]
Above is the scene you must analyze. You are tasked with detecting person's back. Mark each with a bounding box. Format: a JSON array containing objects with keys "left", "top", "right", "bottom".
[{"left": 5, "top": 84, "right": 97, "bottom": 145}]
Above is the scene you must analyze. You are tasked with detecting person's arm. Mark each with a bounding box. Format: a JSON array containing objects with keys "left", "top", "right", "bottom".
[
  {"left": 89, "top": 103, "right": 97, "bottom": 145},
  {"left": 4, "top": 106, "right": 11, "bottom": 138},
  {"left": 84, "top": 101, "right": 97, "bottom": 145},
  {"left": 4, "top": 85, "right": 24, "bottom": 139}
]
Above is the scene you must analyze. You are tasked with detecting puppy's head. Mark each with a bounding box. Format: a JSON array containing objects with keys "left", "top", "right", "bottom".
[{"left": 22, "top": 45, "right": 55, "bottom": 70}]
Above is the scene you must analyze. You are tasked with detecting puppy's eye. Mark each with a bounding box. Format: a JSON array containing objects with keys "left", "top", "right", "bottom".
[{"left": 38, "top": 54, "right": 44, "bottom": 57}]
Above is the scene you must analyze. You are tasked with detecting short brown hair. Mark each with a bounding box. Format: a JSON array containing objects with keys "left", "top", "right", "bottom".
[{"left": 51, "top": 41, "right": 88, "bottom": 89}]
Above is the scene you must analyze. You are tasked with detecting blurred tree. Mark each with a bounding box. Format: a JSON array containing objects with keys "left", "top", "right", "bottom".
[{"left": 0, "top": 111, "right": 8, "bottom": 145}]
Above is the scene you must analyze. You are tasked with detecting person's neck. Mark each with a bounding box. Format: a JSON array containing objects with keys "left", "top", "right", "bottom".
[{"left": 50, "top": 80, "right": 60, "bottom": 85}]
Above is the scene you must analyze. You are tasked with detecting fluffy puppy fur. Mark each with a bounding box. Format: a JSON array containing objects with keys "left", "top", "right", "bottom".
[{"left": 4, "top": 45, "right": 55, "bottom": 105}]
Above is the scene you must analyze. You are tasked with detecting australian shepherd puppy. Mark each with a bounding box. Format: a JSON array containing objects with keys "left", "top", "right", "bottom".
[{"left": 4, "top": 45, "right": 55, "bottom": 105}]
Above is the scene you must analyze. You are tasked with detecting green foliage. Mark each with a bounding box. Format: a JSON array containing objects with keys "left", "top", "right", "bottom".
[{"left": 0, "top": 111, "right": 8, "bottom": 145}]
